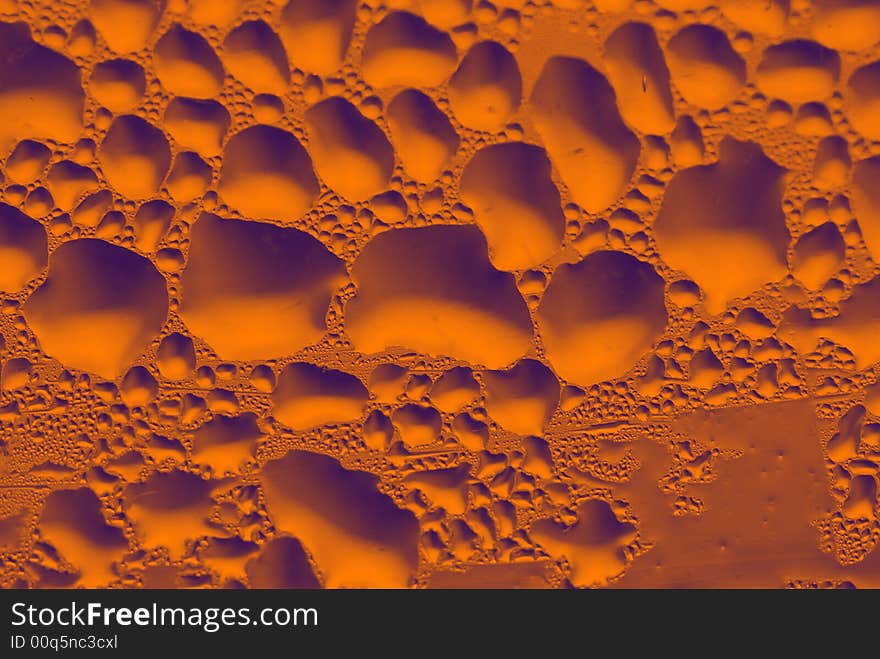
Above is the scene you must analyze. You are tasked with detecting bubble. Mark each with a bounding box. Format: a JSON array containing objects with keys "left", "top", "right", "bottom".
[
  {"left": 0, "top": 22, "right": 84, "bottom": 152},
  {"left": 346, "top": 225, "right": 532, "bottom": 367},
  {"left": 846, "top": 61, "right": 880, "bottom": 141},
  {"left": 47, "top": 161, "right": 99, "bottom": 211},
  {"left": 530, "top": 499, "right": 637, "bottom": 587},
  {"left": 603, "top": 22, "right": 675, "bottom": 135},
  {"left": 154, "top": 25, "right": 225, "bottom": 99},
  {"left": 530, "top": 56, "right": 639, "bottom": 213},
  {"left": 156, "top": 332, "right": 195, "bottom": 380},
  {"left": 1, "top": 357, "right": 33, "bottom": 390},
  {"left": 811, "top": 0, "right": 880, "bottom": 52},
  {"left": 362, "top": 12, "right": 457, "bottom": 89},
  {"left": 0, "top": 203, "right": 48, "bottom": 292},
  {"left": 164, "top": 98, "right": 230, "bottom": 158},
  {"left": 851, "top": 156, "right": 880, "bottom": 258},
  {"left": 132, "top": 199, "right": 173, "bottom": 252},
  {"left": 460, "top": 142, "right": 564, "bottom": 270},
  {"left": 124, "top": 470, "right": 216, "bottom": 559},
  {"left": 120, "top": 364, "right": 158, "bottom": 406},
  {"left": 654, "top": 138, "right": 788, "bottom": 314},
  {"left": 252, "top": 94, "right": 284, "bottom": 123},
  {"left": 222, "top": 21, "right": 290, "bottom": 95},
  {"left": 261, "top": 451, "right": 419, "bottom": 588},
  {"left": 192, "top": 412, "right": 262, "bottom": 475},
  {"left": 666, "top": 24, "right": 746, "bottom": 110},
  {"left": 99, "top": 115, "right": 171, "bottom": 200},
  {"left": 271, "top": 362, "right": 369, "bottom": 430},
  {"left": 245, "top": 536, "right": 320, "bottom": 589},
  {"left": 165, "top": 152, "right": 212, "bottom": 202},
  {"left": 483, "top": 359, "right": 559, "bottom": 436},
  {"left": 279, "top": 0, "right": 357, "bottom": 77},
  {"left": 449, "top": 41, "right": 522, "bottom": 132},
  {"left": 6, "top": 140, "right": 51, "bottom": 185},
  {"left": 430, "top": 366, "right": 480, "bottom": 413},
  {"left": 304, "top": 97, "right": 395, "bottom": 202},
  {"left": 791, "top": 222, "right": 846, "bottom": 291},
  {"left": 392, "top": 403, "right": 442, "bottom": 448},
  {"left": 24, "top": 239, "right": 168, "bottom": 378},
  {"left": 178, "top": 213, "right": 345, "bottom": 360},
  {"left": 90, "top": 0, "right": 161, "bottom": 54},
  {"left": 38, "top": 488, "right": 127, "bottom": 587},
  {"left": 218, "top": 125, "right": 318, "bottom": 221},
  {"left": 756, "top": 41, "right": 840, "bottom": 106},
  {"left": 387, "top": 90, "right": 459, "bottom": 183},
  {"left": 538, "top": 251, "right": 667, "bottom": 386},
  {"left": 720, "top": 0, "right": 788, "bottom": 37},
  {"left": 90, "top": 59, "right": 146, "bottom": 113},
  {"left": 404, "top": 464, "right": 471, "bottom": 514}
]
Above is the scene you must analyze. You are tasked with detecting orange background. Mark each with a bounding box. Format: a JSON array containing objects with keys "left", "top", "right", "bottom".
[{"left": 1, "top": 0, "right": 879, "bottom": 589}]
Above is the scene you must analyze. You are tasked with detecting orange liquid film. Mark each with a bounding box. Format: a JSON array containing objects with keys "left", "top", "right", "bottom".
[{"left": 0, "top": 0, "right": 879, "bottom": 590}]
